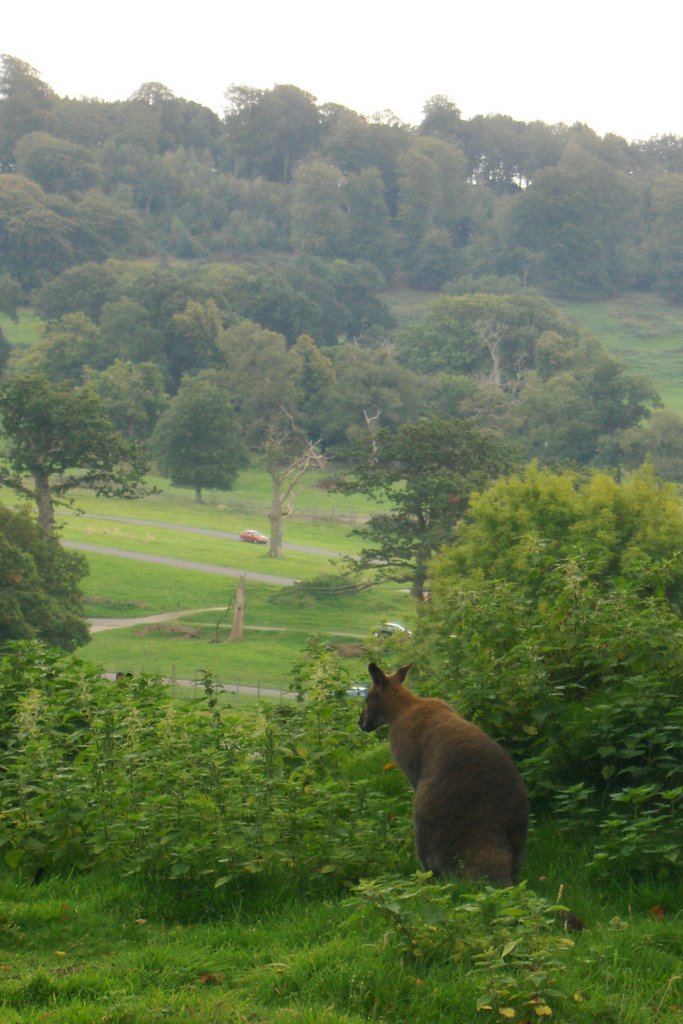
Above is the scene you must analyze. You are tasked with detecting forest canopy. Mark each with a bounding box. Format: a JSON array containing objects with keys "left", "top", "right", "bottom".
[{"left": 0, "top": 54, "right": 681, "bottom": 302}]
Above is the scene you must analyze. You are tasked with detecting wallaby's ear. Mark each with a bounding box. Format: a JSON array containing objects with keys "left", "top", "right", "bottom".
[
  {"left": 368, "top": 662, "right": 389, "bottom": 687},
  {"left": 394, "top": 664, "right": 412, "bottom": 685}
]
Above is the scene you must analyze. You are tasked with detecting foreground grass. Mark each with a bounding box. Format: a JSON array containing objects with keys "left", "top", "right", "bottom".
[{"left": 2, "top": 824, "right": 681, "bottom": 1024}]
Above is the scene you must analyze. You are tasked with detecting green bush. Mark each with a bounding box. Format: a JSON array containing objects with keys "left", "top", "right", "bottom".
[
  {"left": 348, "top": 872, "right": 575, "bottom": 1019},
  {"left": 419, "top": 466, "right": 683, "bottom": 877},
  {"left": 0, "top": 639, "right": 412, "bottom": 886}
]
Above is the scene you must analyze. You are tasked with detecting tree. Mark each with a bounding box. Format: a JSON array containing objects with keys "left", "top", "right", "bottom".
[
  {"left": 291, "top": 159, "right": 348, "bottom": 258},
  {"left": 216, "top": 321, "right": 297, "bottom": 445},
  {"left": 14, "top": 131, "right": 103, "bottom": 196},
  {"left": 324, "top": 343, "right": 424, "bottom": 448},
  {"left": 223, "top": 84, "right": 320, "bottom": 182},
  {"left": 0, "top": 176, "right": 74, "bottom": 289},
  {"left": 0, "top": 55, "right": 56, "bottom": 171},
  {"left": 431, "top": 462, "right": 683, "bottom": 608},
  {"left": 83, "top": 360, "right": 168, "bottom": 440},
  {"left": 0, "top": 272, "right": 22, "bottom": 320},
  {"left": 600, "top": 409, "right": 683, "bottom": 484},
  {"left": 0, "top": 373, "right": 150, "bottom": 532},
  {"left": 645, "top": 174, "right": 683, "bottom": 302},
  {"left": 344, "top": 167, "right": 396, "bottom": 272},
  {"left": 164, "top": 298, "right": 223, "bottom": 391},
  {"left": 395, "top": 293, "right": 572, "bottom": 379},
  {"left": 287, "top": 334, "right": 335, "bottom": 439},
  {"left": 0, "top": 504, "right": 89, "bottom": 650},
  {"left": 150, "top": 371, "right": 248, "bottom": 502},
  {"left": 421, "top": 463, "right": 683, "bottom": 812},
  {"left": 32, "top": 262, "right": 121, "bottom": 321},
  {"left": 262, "top": 416, "right": 326, "bottom": 558},
  {"left": 418, "top": 95, "right": 463, "bottom": 142},
  {"left": 339, "top": 417, "right": 514, "bottom": 597},
  {"left": 0, "top": 324, "right": 9, "bottom": 379},
  {"left": 27, "top": 312, "right": 104, "bottom": 383},
  {"left": 507, "top": 153, "right": 639, "bottom": 298},
  {"left": 394, "top": 293, "right": 658, "bottom": 468}
]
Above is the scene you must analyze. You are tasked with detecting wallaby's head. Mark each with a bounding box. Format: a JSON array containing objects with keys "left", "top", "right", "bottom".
[{"left": 358, "top": 662, "right": 411, "bottom": 732}]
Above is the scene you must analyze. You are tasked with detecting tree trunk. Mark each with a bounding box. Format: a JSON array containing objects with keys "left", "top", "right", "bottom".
[
  {"left": 229, "top": 575, "right": 246, "bottom": 641},
  {"left": 269, "top": 475, "right": 284, "bottom": 558},
  {"left": 194, "top": 485, "right": 204, "bottom": 503},
  {"left": 411, "top": 568, "right": 427, "bottom": 601},
  {"left": 34, "top": 473, "right": 55, "bottom": 533}
]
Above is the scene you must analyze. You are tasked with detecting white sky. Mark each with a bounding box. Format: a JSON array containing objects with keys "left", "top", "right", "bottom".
[{"left": 4, "top": 0, "right": 682, "bottom": 141}]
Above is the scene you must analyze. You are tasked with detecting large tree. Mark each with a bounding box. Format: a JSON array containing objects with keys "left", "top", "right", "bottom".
[
  {"left": 150, "top": 371, "right": 248, "bottom": 502},
  {"left": 0, "top": 504, "right": 89, "bottom": 650},
  {"left": 0, "top": 373, "right": 149, "bottom": 532},
  {"left": 0, "top": 55, "right": 56, "bottom": 171},
  {"left": 339, "top": 417, "right": 515, "bottom": 597},
  {"left": 262, "top": 416, "right": 326, "bottom": 558},
  {"left": 223, "top": 84, "right": 321, "bottom": 183}
]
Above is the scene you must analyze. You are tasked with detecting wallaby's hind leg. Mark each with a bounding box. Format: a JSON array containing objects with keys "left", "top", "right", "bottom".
[
  {"left": 462, "top": 845, "right": 515, "bottom": 886},
  {"left": 413, "top": 812, "right": 454, "bottom": 875}
]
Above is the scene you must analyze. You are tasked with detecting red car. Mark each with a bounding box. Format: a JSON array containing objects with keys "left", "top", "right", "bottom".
[{"left": 239, "top": 529, "right": 268, "bottom": 544}]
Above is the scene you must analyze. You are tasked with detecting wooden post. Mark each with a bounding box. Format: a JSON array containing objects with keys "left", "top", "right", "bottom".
[{"left": 229, "top": 575, "right": 246, "bottom": 642}]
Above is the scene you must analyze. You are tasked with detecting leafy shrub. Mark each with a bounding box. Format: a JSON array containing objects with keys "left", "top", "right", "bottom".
[
  {"left": 0, "top": 639, "right": 412, "bottom": 886},
  {"left": 419, "top": 466, "right": 683, "bottom": 876},
  {"left": 348, "top": 872, "right": 576, "bottom": 1019}
]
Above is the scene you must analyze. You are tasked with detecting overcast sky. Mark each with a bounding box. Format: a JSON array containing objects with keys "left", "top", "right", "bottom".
[{"left": 4, "top": 0, "right": 682, "bottom": 142}]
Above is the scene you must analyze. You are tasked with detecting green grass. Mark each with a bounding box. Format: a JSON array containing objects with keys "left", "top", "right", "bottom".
[
  {"left": 61, "top": 514, "right": 342, "bottom": 581},
  {"left": 0, "top": 308, "right": 44, "bottom": 354},
  {"left": 1, "top": 824, "right": 681, "bottom": 1023},
  {"left": 62, "top": 467, "right": 380, "bottom": 527},
  {"left": 32, "top": 467, "right": 417, "bottom": 684},
  {"left": 81, "top": 557, "right": 413, "bottom": 685}
]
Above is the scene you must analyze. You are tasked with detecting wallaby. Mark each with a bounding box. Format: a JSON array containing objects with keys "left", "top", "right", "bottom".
[{"left": 359, "top": 662, "right": 529, "bottom": 885}]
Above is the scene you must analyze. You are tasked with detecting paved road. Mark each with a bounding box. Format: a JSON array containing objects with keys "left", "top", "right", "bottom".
[
  {"left": 64, "top": 541, "right": 300, "bottom": 585},
  {"left": 102, "top": 669, "right": 298, "bottom": 701},
  {"left": 59, "top": 511, "right": 344, "bottom": 557}
]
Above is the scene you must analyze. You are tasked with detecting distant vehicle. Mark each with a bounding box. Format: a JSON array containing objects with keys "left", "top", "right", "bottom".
[
  {"left": 239, "top": 529, "right": 268, "bottom": 544},
  {"left": 373, "top": 621, "right": 412, "bottom": 638},
  {"left": 346, "top": 684, "right": 368, "bottom": 698}
]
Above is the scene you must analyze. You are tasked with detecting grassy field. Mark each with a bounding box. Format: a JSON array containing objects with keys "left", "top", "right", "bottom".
[
  {"left": 0, "top": 308, "right": 44, "bottom": 357},
  {"left": 17, "top": 469, "right": 416, "bottom": 687}
]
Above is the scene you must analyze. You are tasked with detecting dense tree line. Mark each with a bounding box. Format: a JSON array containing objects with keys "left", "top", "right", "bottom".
[
  {"left": 7, "top": 258, "right": 677, "bottom": 483},
  {"left": 1, "top": 55, "right": 682, "bottom": 300}
]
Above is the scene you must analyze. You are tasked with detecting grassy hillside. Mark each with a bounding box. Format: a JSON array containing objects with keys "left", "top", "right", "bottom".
[
  {"left": 0, "top": 308, "right": 44, "bottom": 358},
  {"left": 383, "top": 288, "right": 683, "bottom": 414},
  {"left": 551, "top": 293, "right": 683, "bottom": 413}
]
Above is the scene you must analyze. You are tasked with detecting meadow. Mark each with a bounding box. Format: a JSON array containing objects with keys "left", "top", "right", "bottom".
[{"left": 32, "top": 466, "right": 414, "bottom": 688}]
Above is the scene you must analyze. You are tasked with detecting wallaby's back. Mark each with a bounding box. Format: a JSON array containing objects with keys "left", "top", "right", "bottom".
[{"left": 359, "top": 664, "right": 529, "bottom": 885}]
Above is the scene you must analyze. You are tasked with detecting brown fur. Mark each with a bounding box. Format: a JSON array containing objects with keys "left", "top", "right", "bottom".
[{"left": 359, "top": 662, "right": 529, "bottom": 885}]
